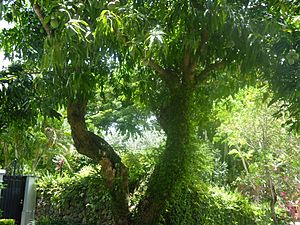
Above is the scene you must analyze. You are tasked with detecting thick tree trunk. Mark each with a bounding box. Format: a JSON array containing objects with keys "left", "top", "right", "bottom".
[
  {"left": 135, "top": 82, "right": 194, "bottom": 225},
  {"left": 67, "top": 99, "right": 129, "bottom": 225}
]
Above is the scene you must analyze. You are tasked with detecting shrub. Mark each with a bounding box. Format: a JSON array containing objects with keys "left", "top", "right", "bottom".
[
  {"left": 0, "top": 219, "right": 15, "bottom": 225},
  {"left": 36, "top": 216, "right": 82, "bottom": 225},
  {"left": 161, "top": 182, "right": 272, "bottom": 225},
  {"left": 36, "top": 166, "right": 113, "bottom": 225}
]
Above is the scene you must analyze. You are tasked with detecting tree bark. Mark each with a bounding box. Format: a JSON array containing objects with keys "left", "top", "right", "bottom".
[
  {"left": 135, "top": 81, "right": 194, "bottom": 225},
  {"left": 67, "top": 99, "right": 129, "bottom": 225}
]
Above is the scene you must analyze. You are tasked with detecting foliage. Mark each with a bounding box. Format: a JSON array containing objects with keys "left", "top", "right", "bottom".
[
  {"left": 162, "top": 182, "right": 274, "bottom": 225},
  {"left": 35, "top": 151, "right": 277, "bottom": 225},
  {"left": 103, "top": 128, "right": 165, "bottom": 153},
  {"left": 0, "top": 219, "right": 15, "bottom": 225},
  {"left": 188, "top": 141, "right": 216, "bottom": 182},
  {"left": 0, "top": 64, "right": 76, "bottom": 174},
  {"left": 103, "top": 128, "right": 166, "bottom": 185},
  {"left": 0, "top": 124, "right": 47, "bottom": 174},
  {"left": 102, "top": 0, "right": 276, "bottom": 121},
  {"left": 0, "top": 113, "right": 87, "bottom": 175},
  {"left": 0, "top": 60, "right": 78, "bottom": 174},
  {"left": 86, "top": 80, "right": 157, "bottom": 134},
  {"left": 36, "top": 217, "right": 81, "bottom": 225},
  {"left": 266, "top": 2, "right": 300, "bottom": 130},
  {"left": 214, "top": 86, "right": 300, "bottom": 220},
  {"left": 35, "top": 127, "right": 166, "bottom": 223},
  {"left": 271, "top": 32, "right": 300, "bottom": 130},
  {"left": 36, "top": 166, "right": 113, "bottom": 225},
  {"left": 0, "top": 1, "right": 45, "bottom": 65},
  {"left": 121, "top": 147, "right": 159, "bottom": 193},
  {"left": 0, "top": 64, "right": 39, "bottom": 130}
]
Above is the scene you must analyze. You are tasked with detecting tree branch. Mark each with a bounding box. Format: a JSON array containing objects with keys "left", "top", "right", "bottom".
[
  {"left": 144, "top": 59, "right": 180, "bottom": 89},
  {"left": 67, "top": 99, "right": 122, "bottom": 165},
  {"left": 32, "top": 3, "right": 52, "bottom": 37},
  {"left": 196, "top": 61, "right": 225, "bottom": 84},
  {"left": 144, "top": 59, "right": 170, "bottom": 78},
  {"left": 67, "top": 100, "right": 129, "bottom": 225},
  {"left": 182, "top": 50, "right": 197, "bottom": 83}
]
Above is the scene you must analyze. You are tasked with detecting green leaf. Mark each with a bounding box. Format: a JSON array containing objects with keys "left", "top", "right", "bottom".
[{"left": 228, "top": 149, "right": 240, "bottom": 156}]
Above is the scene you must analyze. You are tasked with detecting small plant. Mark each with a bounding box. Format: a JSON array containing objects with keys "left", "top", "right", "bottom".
[{"left": 0, "top": 219, "right": 15, "bottom": 225}]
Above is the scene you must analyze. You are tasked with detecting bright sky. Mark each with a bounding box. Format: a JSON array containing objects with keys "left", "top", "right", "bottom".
[{"left": 0, "top": 20, "right": 14, "bottom": 68}]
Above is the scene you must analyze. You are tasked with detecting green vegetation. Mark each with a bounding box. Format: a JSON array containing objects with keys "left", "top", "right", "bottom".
[
  {"left": 36, "top": 166, "right": 113, "bottom": 225},
  {"left": 36, "top": 166, "right": 271, "bottom": 225},
  {"left": 0, "top": 219, "right": 15, "bottom": 225},
  {"left": 0, "top": 0, "right": 299, "bottom": 224},
  {"left": 164, "top": 184, "right": 268, "bottom": 225}
]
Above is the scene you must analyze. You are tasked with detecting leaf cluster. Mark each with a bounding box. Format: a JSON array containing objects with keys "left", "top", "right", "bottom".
[{"left": 0, "top": 64, "right": 38, "bottom": 130}]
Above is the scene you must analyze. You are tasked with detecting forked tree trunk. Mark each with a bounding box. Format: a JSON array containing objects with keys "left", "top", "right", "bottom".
[
  {"left": 135, "top": 82, "right": 194, "bottom": 225},
  {"left": 67, "top": 99, "right": 129, "bottom": 225}
]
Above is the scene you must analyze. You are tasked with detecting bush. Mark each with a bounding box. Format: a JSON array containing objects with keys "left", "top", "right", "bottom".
[
  {"left": 36, "top": 216, "right": 82, "bottom": 225},
  {"left": 0, "top": 219, "right": 15, "bottom": 225},
  {"left": 36, "top": 166, "right": 113, "bottom": 225},
  {"left": 161, "top": 182, "right": 272, "bottom": 225}
]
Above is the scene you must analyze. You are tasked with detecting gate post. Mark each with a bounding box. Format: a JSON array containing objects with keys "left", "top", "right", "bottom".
[
  {"left": 0, "top": 169, "right": 6, "bottom": 198},
  {"left": 21, "top": 176, "right": 36, "bottom": 225}
]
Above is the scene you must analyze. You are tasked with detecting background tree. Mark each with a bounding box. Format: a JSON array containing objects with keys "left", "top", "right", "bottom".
[
  {"left": 214, "top": 86, "right": 300, "bottom": 224},
  {"left": 264, "top": 0, "right": 300, "bottom": 130}
]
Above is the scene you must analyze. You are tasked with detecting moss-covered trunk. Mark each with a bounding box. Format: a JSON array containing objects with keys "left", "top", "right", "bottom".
[
  {"left": 136, "top": 81, "right": 194, "bottom": 225},
  {"left": 67, "top": 99, "right": 129, "bottom": 225}
]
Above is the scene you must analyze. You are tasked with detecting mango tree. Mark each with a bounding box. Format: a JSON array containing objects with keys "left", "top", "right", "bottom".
[
  {"left": 0, "top": 0, "right": 286, "bottom": 224},
  {"left": 114, "top": 1, "right": 279, "bottom": 223}
]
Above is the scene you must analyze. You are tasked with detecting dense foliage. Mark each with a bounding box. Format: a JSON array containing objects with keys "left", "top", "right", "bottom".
[
  {"left": 36, "top": 156, "right": 274, "bottom": 225},
  {"left": 164, "top": 183, "right": 271, "bottom": 225},
  {"left": 36, "top": 166, "right": 113, "bottom": 225},
  {"left": 212, "top": 86, "right": 300, "bottom": 222}
]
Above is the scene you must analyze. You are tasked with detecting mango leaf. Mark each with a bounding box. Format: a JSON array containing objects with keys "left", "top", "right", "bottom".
[{"left": 228, "top": 149, "right": 240, "bottom": 156}]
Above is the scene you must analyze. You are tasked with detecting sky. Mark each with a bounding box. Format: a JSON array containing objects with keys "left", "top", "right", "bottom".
[{"left": 0, "top": 20, "right": 14, "bottom": 68}]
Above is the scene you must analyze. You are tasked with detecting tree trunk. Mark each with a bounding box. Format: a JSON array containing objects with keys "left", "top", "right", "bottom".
[
  {"left": 67, "top": 99, "right": 129, "bottom": 225},
  {"left": 269, "top": 179, "right": 278, "bottom": 225},
  {"left": 135, "top": 82, "right": 194, "bottom": 225}
]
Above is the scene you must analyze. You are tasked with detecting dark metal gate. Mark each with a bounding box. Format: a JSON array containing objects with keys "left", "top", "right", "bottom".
[{"left": 0, "top": 175, "right": 27, "bottom": 225}]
